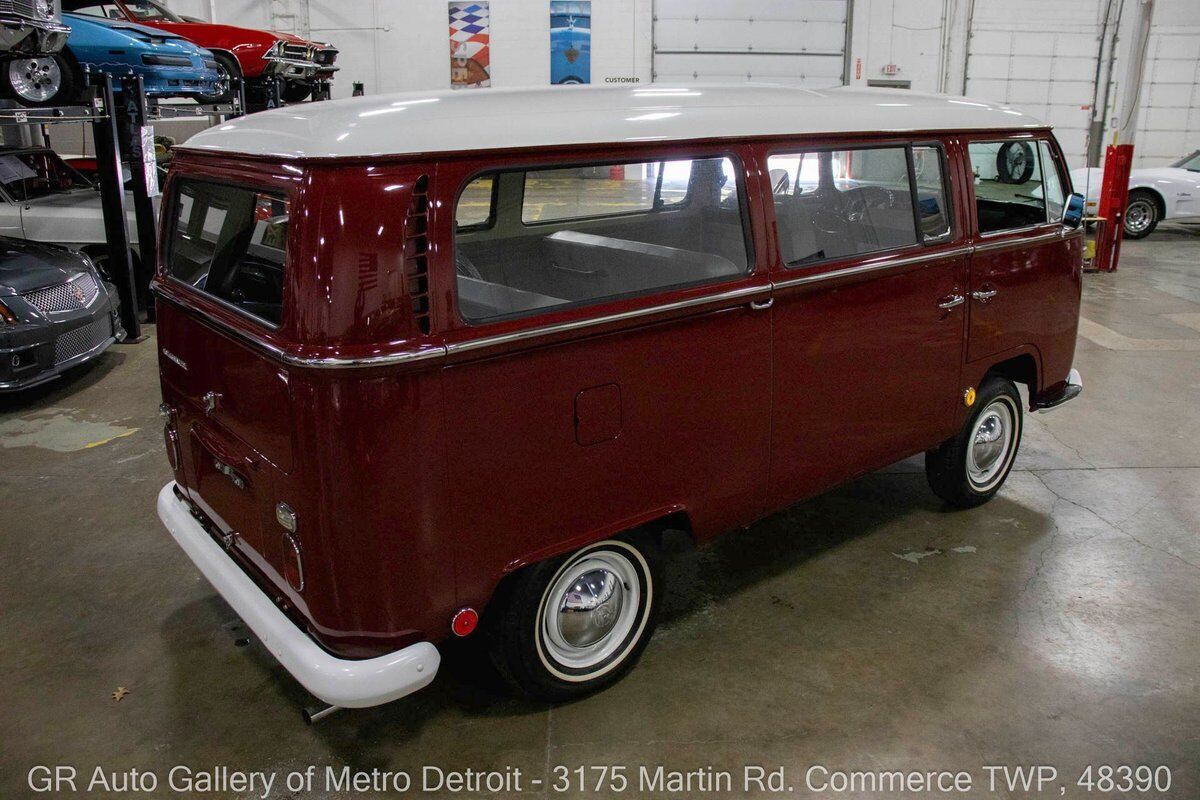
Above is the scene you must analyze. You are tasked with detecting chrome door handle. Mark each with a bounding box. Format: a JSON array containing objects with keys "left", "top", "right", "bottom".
[
  {"left": 749, "top": 298, "right": 774, "bottom": 311},
  {"left": 202, "top": 391, "right": 221, "bottom": 415},
  {"left": 937, "top": 294, "right": 965, "bottom": 310},
  {"left": 971, "top": 288, "right": 997, "bottom": 303}
]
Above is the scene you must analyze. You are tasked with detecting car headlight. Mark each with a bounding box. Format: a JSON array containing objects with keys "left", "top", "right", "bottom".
[
  {"left": 36, "top": 0, "right": 54, "bottom": 20},
  {"left": 0, "top": 298, "right": 18, "bottom": 325},
  {"left": 77, "top": 252, "right": 106, "bottom": 282}
]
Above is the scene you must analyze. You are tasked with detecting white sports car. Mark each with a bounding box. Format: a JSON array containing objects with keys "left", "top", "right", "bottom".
[{"left": 1070, "top": 150, "right": 1200, "bottom": 239}]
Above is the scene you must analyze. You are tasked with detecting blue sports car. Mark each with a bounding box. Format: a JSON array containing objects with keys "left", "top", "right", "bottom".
[{"left": 1, "top": 12, "right": 223, "bottom": 106}]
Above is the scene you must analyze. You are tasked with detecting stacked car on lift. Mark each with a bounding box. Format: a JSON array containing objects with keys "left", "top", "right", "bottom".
[
  {"left": 0, "top": 0, "right": 336, "bottom": 107},
  {"left": 0, "top": 0, "right": 337, "bottom": 393}
]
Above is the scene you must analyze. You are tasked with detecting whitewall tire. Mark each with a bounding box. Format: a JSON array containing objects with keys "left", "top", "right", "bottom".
[
  {"left": 489, "top": 537, "right": 659, "bottom": 701},
  {"left": 926, "top": 376, "right": 1023, "bottom": 508}
]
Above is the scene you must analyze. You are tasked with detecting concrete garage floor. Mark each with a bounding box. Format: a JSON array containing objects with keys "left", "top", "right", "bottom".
[{"left": 2, "top": 232, "right": 1198, "bottom": 799}]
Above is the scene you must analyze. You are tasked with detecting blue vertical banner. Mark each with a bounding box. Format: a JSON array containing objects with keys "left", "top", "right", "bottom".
[{"left": 550, "top": 1, "right": 591, "bottom": 85}]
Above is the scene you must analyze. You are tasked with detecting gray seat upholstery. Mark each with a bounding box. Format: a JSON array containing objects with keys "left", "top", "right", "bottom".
[
  {"left": 856, "top": 205, "right": 918, "bottom": 249},
  {"left": 457, "top": 274, "right": 565, "bottom": 320},
  {"left": 775, "top": 198, "right": 823, "bottom": 265},
  {"left": 775, "top": 190, "right": 918, "bottom": 265},
  {"left": 542, "top": 230, "right": 740, "bottom": 300}
]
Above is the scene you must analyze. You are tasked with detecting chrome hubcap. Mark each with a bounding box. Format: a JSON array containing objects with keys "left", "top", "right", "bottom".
[
  {"left": 967, "top": 399, "right": 1015, "bottom": 491},
  {"left": 1126, "top": 200, "right": 1153, "bottom": 233},
  {"left": 557, "top": 568, "right": 624, "bottom": 647},
  {"left": 540, "top": 548, "right": 642, "bottom": 673},
  {"left": 8, "top": 58, "right": 61, "bottom": 103}
]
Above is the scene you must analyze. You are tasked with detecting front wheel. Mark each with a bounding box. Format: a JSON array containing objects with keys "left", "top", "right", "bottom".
[
  {"left": 925, "top": 376, "right": 1023, "bottom": 508},
  {"left": 1, "top": 54, "right": 77, "bottom": 106},
  {"left": 1123, "top": 190, "right": 1159, "bottom": 239},
  {"left": 196, "top": 52, "right": 240, "bottom": 104},
  {"left": 281, "top": 80, "right": 312, "bottom": 103},
  {"left": 488, "top": 537, "right": 660, "bottom": 701}
]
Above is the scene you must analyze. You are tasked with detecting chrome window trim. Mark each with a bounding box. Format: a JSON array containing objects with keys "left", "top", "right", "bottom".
[
  {"left": 973, "top": 228, "right": 1063, "bottom": 253},
  {"left": 157, "top": 282, "right": 766, "bottom": 369},
  {"left": 772, "top": 245, "right": 972, "bottom": 290},
  {"left": 445, "top": 283, "right": 766, "bottom": 356}
]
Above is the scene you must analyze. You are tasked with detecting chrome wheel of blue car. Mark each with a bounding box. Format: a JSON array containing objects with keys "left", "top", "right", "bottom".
[{"left": 7, "top": 58, "right": 63, "bottom": 104}]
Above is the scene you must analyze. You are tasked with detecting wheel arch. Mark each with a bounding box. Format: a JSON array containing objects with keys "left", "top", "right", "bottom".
[
  {"left": 474, "top": 507, "right": 694, "bottom": 622},
  {"left": 984, "top": 352, "right": 1039, "bottom": 401},
  {"left": 1129, "top": 185, "right": 1166, "bottom": 220},
  {"left": 81, "top": 243, "right": 144, "bottom": 284},
  {"left": 206, "top": 48, "right": 243, "bottom": 77}
]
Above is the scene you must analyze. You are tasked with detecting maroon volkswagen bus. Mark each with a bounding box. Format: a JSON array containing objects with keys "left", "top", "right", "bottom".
[{"left": 154, "top": 85, "right": 1084, "bottom": 709}]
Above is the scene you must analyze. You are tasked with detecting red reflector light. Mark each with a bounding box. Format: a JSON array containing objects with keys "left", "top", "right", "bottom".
[
  {"left": 281, "top": 532, "right": 304, "bottom": 592},
  {"left": 451, "top": 607, "right": 478, "bottom": 637}
]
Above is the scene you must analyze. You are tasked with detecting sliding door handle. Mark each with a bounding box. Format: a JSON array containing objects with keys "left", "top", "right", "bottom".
[{"left": 937, "top": 294, "right": 965, "bottom": 310}]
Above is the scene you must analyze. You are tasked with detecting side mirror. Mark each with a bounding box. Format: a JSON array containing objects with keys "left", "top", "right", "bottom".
[{"left": 1063, "top": 192, "right": 1085, "bottom": 228}]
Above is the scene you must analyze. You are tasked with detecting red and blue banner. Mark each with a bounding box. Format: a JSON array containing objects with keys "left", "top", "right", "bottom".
[{"left": 449, "top": 2, "right": 491, "bottom": 89}]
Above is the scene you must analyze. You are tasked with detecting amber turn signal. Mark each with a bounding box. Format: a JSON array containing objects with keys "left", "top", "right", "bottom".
[
  {"left": 964, "top": 387, "right": 977, "bottom": 407},
  {"left": 451, "top": 607, "right": 479, "bottom": 637},
  {"left": 0, "top": 298, "right": 17, "bottom": 325}
]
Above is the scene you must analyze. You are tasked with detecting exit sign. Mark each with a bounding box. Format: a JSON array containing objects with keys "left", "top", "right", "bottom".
[{"left": 882, "top": 63, "right": 900, "bottom": 75}]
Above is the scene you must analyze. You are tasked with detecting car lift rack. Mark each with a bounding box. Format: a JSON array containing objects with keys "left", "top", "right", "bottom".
[{"left": 0, "top": 72, "right": 246, "bottom": 341}]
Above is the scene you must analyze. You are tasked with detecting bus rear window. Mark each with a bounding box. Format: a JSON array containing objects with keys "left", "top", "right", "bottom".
[{"left": 167, "top": 180, "right": 289, "bottom": 326}]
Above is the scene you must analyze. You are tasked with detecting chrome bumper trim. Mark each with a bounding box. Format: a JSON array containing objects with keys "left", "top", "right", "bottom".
[{"left": 1033, "top": 368, "right": 1082, "bottom": 411}]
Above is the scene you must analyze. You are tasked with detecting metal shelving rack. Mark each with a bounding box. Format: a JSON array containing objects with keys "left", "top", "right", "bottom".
[
  {"left": 0, "top": 75, "right": 143, "bottom": 338},
  {"left": 119, "top": 74, "right": 246, "bottom": 329}
]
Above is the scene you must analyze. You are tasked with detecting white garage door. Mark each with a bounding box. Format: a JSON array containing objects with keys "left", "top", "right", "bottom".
[
  {"left": 652, "top": 0, "right": 848, "bottom": 87},
  {"left": 1136, "top": 1, "right": 1200, "bottom": 168},
  {"left": 963, "top": 0, "right": 1104, "bottom": 170},
  {"left": 965, "top": 0, "right": 1200, "bottom": 171}
]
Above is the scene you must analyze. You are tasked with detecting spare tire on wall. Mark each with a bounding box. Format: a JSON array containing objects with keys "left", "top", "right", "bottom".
[{"left": 996, "top": 141, "right": 1036, "bottom": 184}]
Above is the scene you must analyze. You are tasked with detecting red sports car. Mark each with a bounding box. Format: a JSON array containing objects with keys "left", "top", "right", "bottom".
[{"left": 60, "top": 0, "right": 337, "bottom": 103}]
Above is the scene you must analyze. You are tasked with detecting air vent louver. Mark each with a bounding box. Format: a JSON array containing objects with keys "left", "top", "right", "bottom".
[{"left": 404, "top": 175, "right": 431, "bottom": 335}]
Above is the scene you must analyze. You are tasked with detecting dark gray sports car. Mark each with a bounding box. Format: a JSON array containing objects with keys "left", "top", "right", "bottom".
[{"left": 0, "top": 236, "right": 123, "bottom": 392}]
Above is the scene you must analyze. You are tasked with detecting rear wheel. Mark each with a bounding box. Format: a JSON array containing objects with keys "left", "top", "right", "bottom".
[
  {"left": 1, "top": 54, "right": 77, "bottom": 106},
  {"left": 1123, "top": 190, "right": 1159, "bottom": 239},
  {"left": 488, "top": 537, "right": 660, "bottom": 701},
  {"left": 925, "top": 376, "right": 1023, "bottom": 508}
]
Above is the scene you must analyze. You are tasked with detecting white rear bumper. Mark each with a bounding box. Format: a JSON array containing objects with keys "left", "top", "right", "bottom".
[{"left": 156, "top": 483, "right": 439, "bottom": 708}]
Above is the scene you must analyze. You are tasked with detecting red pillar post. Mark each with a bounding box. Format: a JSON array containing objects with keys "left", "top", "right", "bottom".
[
  {"left": 1093, "top": 143, "right": 1134, "bottom": 272},
  {"left": 1089, "top": 0, "right": 1155, "bottom": 273}
]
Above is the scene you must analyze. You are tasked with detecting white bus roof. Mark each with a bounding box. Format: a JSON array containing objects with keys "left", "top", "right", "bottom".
[{"left": 182, "top": 84, "right": 1048, "bottom": 160}]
